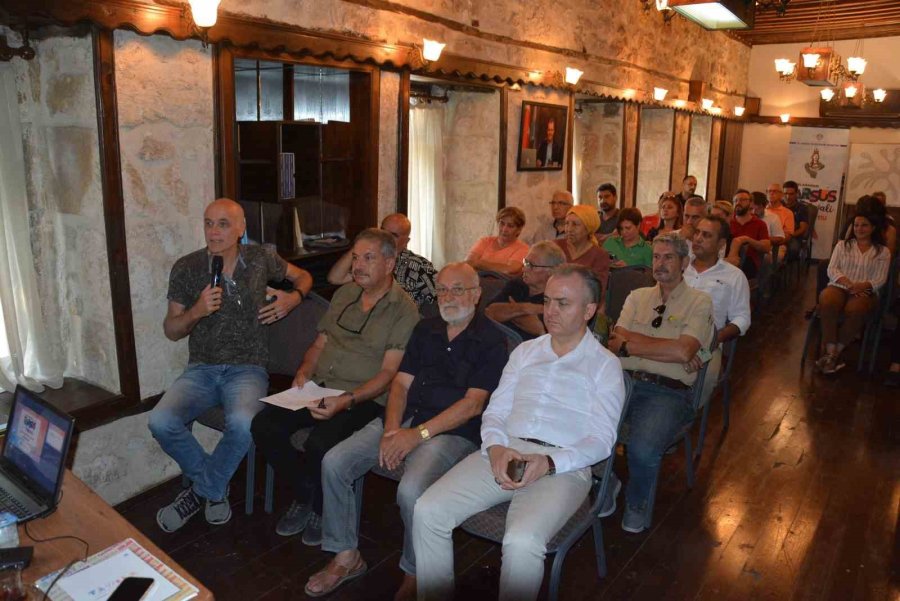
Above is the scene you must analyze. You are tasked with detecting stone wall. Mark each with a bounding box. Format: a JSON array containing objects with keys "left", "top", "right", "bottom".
[
  {"left": 115, "top": 31, "right": 216, "bottom": 398},
  {"left": 574, "top": 102, "right": 624, "bottom": 207},
  {"left": 218, "top": 0, "right": 750, "bottom": 102},
  {"left": 441, "top": 90, "right": 501, "bottom": 266},
  {"left": 9, "top": 27, "right": 119, "bottom": 392},
  {"left": 508, "top": 86, "right": 570, "bottom": 242},
  {"left": 378, "top": 71, "right": 400, "bottom": 221},
  {"left": 635, "top": 107, "right": 675, "bottom": 214},
  {"left": 688, "top": 115, "right": 713, "bottom": 201}
]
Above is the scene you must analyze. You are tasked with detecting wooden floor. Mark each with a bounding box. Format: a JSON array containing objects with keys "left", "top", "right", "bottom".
[{"left": 117, "top": 268, "right": 899, "bottom": 601}]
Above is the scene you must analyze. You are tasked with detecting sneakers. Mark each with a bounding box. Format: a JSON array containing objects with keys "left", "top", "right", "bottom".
[
  {"left": 598, "top": 473, "right": 622, "bottom": 518},
  {"left": 205, "top": 487, "right": 232, "bottom": 526},
  {"left": 157, "top": 488, "right": 202, "bottom": 533},
  {"left": 276, "top": 500, "right": 312, "bottom": 537},
  {"left": 302, "top": 512, "right": 323, "bottom": 546},
  {"left": 621, "top": 504, "right": 648, "bottom": 534}
]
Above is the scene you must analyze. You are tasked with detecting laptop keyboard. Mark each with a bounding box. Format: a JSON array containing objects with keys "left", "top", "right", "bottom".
[{"left": 0, "top": 489, "right": 29, "bottom": 518}]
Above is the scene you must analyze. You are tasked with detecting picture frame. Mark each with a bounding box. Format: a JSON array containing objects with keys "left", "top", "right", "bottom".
[{"left": 516, "top": 101, "right": 568, "bottom": 171}]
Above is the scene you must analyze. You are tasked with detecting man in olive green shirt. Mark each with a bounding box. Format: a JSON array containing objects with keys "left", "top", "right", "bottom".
[
  {"left": 608, "top": 232, "right": 714, "bottom": 534},
  {"left": 251, "top": 228, "right": 419, "bottom": 544}
]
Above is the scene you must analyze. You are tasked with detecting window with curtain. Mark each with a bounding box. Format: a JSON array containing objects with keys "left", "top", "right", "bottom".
[
  {"left": 407, "top": 105, "right": 446, "bottom": 267},
  {"left": 0, "top": 65, "right": 62, "bottom": 392},
  {"left": 636, "top": 108, "right": 675, "bottom": 215},
  {"left": 688, "top": 115, "right": 713, "bottom": 200},
  {"left": 294, "top": 67, "right": 350, "bottom": 123},
  {"left": 573, "top": 101, "right": 624, "bottom": 206}
]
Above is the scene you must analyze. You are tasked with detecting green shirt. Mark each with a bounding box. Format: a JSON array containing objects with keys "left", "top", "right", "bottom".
[
  {"left": 315, "top": 281, "right": 419, "bottom": 405},
  {"left": 603, "top": 236, "right": 652, "bottom": 267}
]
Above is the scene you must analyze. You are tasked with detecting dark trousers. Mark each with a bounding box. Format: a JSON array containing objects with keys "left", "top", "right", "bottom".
[{"left": 251, "top": 402, "right": 383, "bottom": 514}]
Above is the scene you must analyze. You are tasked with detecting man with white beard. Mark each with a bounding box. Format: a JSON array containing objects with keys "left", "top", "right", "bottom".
[{"left": 304, "top": 262, "right": 508, "bottom": 600}]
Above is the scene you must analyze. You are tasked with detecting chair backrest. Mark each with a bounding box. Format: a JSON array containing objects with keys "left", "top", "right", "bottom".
[
  {"left": 804, "top": 201, "right": 819, "bottom": 238},
  {"left": 477, "top": 271, "right": 512, "bottom": 312},
  {"left": 419, "top": 300, "right": 441, "bottom": 319},
  {"left": 605, "top": 266, "right": 655, "bottom": 324},
  {"left": 486, "top": 317, "right": 524, "bottom": 354},
  {"left": 267, "top": 291, "right": 330, "bottom": 376},
  {"left": 690, "top": 326, "right": 717, "bottom": 412}
]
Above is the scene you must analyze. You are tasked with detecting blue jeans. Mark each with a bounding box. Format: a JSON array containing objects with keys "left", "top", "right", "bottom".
[
  {"left": 320, "top": 417, "right": 476, "bottom": 575},
  {"left": 622, "top": 380, "right": 694, "bottom": 510},
  {"left": 148, "top": 364, "right": 267, "bottom": 500}
]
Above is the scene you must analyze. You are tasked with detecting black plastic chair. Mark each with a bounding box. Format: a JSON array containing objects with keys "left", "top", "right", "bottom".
[
  {"left": 456, "top": 373, "right": 634, "bottom": 601},
  {"left": 477, "top": 270, "right": 512, "bottom": 312},
  {"left": 694, "top": 336, "right": 738, "bottom": 462},
  {"left": 605, "top": 266, "right": 655, "bottom": 325}
]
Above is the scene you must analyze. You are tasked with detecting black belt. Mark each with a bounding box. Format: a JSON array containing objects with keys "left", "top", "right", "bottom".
[
  {"left": 519, "top": 437, "right": 560, "bottom": 448},
  {"left": 626, "top": 370, "right": 691, "bottom": 391}
]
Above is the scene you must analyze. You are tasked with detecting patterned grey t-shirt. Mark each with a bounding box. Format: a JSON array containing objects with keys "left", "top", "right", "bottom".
[
  {"left": 167, "top": 245, "right": 288, "bottom": 367},
  {"left": 394, "top": 248, "right": 437, "bottom": 307}
]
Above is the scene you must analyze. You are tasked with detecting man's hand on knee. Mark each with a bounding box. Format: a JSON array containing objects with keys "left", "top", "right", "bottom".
[
  {"left": 509, "top": 453, "right": 551, "bottom": 489},
  {"left": 488, "top": 445, "right": 523, "bottom": 490}
]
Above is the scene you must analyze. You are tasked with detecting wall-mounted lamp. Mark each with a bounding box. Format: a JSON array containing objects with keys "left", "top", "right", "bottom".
[
  {"left": 565, "top": 67, "right": 584, "bottom": 85},
  {"left": 709, "top": 106, "right": 722, "bottom": 115},
  {"left": 820, "top": 88, "right": 835, "bottom": 102},
  {"left": 422, "top": 39, "right": 446, "bottom": 62},
  {"left": 733, "top": 106, "right": 745, "bottom": 116},
  {"left": 0, "top": 31, "right": 35, "bottom": 62},
  {"left": 780, "top": 113, "right": 790, "bottom": 123},
  {"left": 774, "top": 58, "right": 796, "bottom": 82},
  {"left": 623, "top": 89, "right": 637, "bottom": 99},
  {"left": 653, "top": 87, "right": 668, "bottom": 101},
  {"left": 846, "top": 56, "right": 867, "bottom": 78},
  {"left": 873, "top": 88, "right": 887, "bottom": 103},
  {"left": 674, "top": 99, "right": 687, "bottom": 108},
  {"left": 844, "top": 83, "right": 859, "bottom": 99},
  {"left": 701, "top": 98, "right": 714, "bottom": 110},
  {"left": 189, "top": 0, "right": 220, "bottom": 28}
]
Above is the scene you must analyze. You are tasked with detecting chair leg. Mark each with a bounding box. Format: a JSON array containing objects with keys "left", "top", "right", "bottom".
[
  {"left": 857, "top": 325, "right": 870, "bottom": 373},
  {"left": 245, "top": 441, "right": 255, "bottom": 515},
  {"left": 869, "top": 325, "right": 883, "bottom": 375},
  {"left": 264, "top": 463, "right": 274, "bottom": 514},
  {"left": 683, "top": 434, "right": 695, "bottom": 490},
  {"left": 592, "top": 519, "right": 607, "bottom": 579},
  {"left": 800, "top": 315, "right": 818, "bottom": 371},
  {"left": 722, "top": 381, "right": 731, "bottom": 431},
  {"left": 694, "top": 402, "right": 711, "bottom": 463},
  {"left": 353, "top": 475, "right": 365, "bottom": 536}
]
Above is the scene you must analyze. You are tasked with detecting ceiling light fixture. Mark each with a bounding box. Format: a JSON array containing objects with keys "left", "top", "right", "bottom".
[
  {"left": 774, "top": 58, "right": 796, "bottom": 82},
  {"left": 565, "top": 67, "right": 584, "bottom": 85},
  {"left": 734, "top": 106, "right": 745, "bottom": 116},
  {"left": 667, "top": 0, "right": 754, "bottom": 30},
  {"left": 653, "top": 87, "right": 668, "bottom": 101},
  {"left": 701, "top": 98, "right": 714, "bottom": 110},
  {"left": 847, "top": 56, "right": 867, "bottom": 78},
  {"left": 844, "top": 83, "right": 859, "bottom": 99},
  {"left": 189, "top": 0, "right": 220, "bottom": 28}
]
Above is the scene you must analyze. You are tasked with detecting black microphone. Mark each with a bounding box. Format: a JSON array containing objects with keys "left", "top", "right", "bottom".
[{"left": 211, "top": 255, "right": 223, "bottom": 288}]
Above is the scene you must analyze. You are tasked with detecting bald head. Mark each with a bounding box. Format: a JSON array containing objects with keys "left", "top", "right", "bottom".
[
  {"left": 436, "top": 262, "right": 480, "bottom": 326},
  {"left": 204, "top": 198, "right": 246, "bottom": 256},
  {"left": 549, "top": 190, "right": 574, "bottom": 219},
  {"left": 380, "top": 213, "right": 412, "bottom": 251}
]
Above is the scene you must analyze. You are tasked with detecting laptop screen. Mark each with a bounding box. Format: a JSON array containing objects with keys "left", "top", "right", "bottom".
[{"left": 4, "top": 388, "right": 73, "bottom": 499}]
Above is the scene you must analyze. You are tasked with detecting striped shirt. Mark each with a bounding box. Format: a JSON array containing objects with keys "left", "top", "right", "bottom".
[{"left": 827, "top": 239, "right": 891, "bottom": 293}]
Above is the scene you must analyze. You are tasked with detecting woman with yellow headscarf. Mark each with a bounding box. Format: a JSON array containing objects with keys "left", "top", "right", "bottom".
[{"left": 554, "top": 204, "right": 611, "bottom": 288}]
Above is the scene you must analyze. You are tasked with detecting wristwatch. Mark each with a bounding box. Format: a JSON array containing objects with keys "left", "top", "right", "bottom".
[
  {"left": 418, "top": 424, "right": 431, "bottom": 441},
  {"left": 618, "top": 340, "right": 630, "bottom": 358},
  {"left": 545, "top": 455, "right": 556, "bottom": 476},
  {"left": 344, "top": 392, "right": 356, "bottom": 409}
]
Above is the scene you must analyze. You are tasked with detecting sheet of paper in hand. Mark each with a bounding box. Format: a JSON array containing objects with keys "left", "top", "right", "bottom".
[{"left": 260, "top": 381, "right": 347, "bottom": 411}]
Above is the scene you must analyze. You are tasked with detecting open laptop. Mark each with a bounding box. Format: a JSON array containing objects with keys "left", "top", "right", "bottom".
[
  {"left": 520, "top": 147, "right": 537, "bottom": 168},
  {"left": 0, "top": 386, "right": 75, "bottom": 522}
]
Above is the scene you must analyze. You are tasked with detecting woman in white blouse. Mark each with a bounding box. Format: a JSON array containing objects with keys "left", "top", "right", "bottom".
[{"left": 816, "top": 211, "right": 891, "bottom": 374}]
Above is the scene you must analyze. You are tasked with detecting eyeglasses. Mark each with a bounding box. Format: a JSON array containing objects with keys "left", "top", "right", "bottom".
[
  {"left": 435, "top": 286, "right": 478, "bottom": 297},
  {"left": 523, "top": 259, "right": 554, "bottom": 269},
  {"left": 652, "top": 304, "right": 667, "bottom": 328},
  {"left": 549, "top": 201, "right": 573, "bottom": 207},
  {"left": 336, "top": 289, "right": 386, "bottom": 334}
]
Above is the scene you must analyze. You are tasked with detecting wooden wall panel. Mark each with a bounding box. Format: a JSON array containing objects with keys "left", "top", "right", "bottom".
[
  {"left": 670, "top": 111, "right": 691, "bottom": 191},
  {"left": 718, "top": 120, "right": 744, "bottom": 201},
  {"left": 621, "top": 103, "right": 641, "bottom": 208}
]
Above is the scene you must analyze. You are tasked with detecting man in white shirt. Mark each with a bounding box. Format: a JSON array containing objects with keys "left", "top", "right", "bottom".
[
  {"left": 683, "top": 216, "right": 751, "bottom": 402},
  {"left": 752, "top": 193, "right": 786, "bottom": 262},
  {"left": 412, "top": 265, "right": 626, "bottom": 601}
]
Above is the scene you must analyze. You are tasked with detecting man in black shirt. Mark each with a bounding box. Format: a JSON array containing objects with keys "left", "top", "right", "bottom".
[
  {"left": 303, "top": 262, "right": 507, "bottom": 599},
  {"left": 149, "top": 198, "right": 312, "bottom": 532},
  {"left": 484, "top": 241, "right": 566, "bottom": 339}
]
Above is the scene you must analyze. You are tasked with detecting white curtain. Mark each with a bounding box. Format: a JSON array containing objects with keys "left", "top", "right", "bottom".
[
  {"left": 294, "top": 70, "right": 350, "bottom": 123},
  {"left": 0, "top": 65, "right": 62, "bottom": 393},
  {"left": 408, "top": 105, "right": 447, "bottom": 267}
]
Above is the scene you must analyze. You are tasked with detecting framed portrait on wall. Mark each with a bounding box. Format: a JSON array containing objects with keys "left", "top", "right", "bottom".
[{"left": 517, "top": 101, "right": 568, "bottom": 171}]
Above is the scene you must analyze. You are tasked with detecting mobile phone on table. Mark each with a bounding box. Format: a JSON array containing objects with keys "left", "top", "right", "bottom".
[
  {"left": 107, "top": 577, "right": 156, "bottom": 601},
  {"left": 506, "top": 459, "right": 527, "bottom": 483}
]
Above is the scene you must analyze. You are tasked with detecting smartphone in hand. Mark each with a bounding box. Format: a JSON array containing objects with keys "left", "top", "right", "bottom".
[{"left": 506, "top": 459, "right": 527, "bottom": 483}]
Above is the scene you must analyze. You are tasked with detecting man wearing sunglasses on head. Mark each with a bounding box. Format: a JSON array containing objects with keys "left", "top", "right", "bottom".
[
  {"left": 607, "top": 232, "right": 714, "bottom": 534},
  {"left": 251, "top": 228, "right": 419, "bottom": 544},
  {"left": 484, "top": 241, "right": 566, "bottom": 340}
]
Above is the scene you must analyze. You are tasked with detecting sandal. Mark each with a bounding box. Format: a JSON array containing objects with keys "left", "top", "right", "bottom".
[{"left": 304, "top": 555, "right": 367, "bottom": 597}]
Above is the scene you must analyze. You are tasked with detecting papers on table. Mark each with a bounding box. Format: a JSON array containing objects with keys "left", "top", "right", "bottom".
[{"left": 260, "top": 381, "right": 346, "bottom": 411}]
